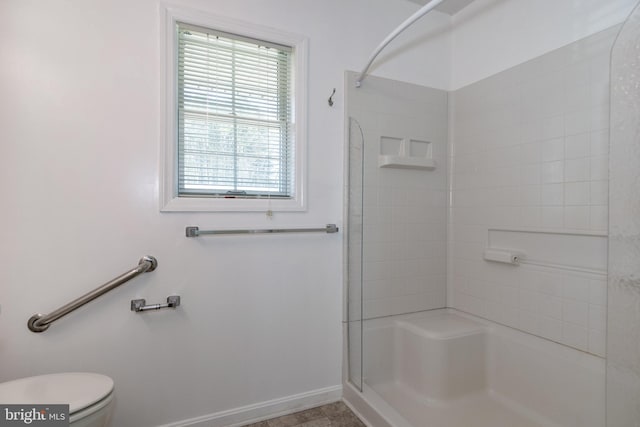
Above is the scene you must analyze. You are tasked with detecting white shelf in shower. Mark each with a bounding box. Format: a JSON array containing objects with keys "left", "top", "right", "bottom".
[
  {"left": 378, "top": 155, "right": 437, "bottom": 170},
  {"left": 379, "top": 136, "right": 436, "bottom": 170}
]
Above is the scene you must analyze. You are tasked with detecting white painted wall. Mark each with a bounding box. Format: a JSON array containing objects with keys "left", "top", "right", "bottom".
[
  {"left": 0, "top": 1, "right": 450, "bottom": 427},
  {"left": 450, "top": 0, "right": 639, "bottom": 90}
]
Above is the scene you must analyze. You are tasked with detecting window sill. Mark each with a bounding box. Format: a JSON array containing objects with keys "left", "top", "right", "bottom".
[{"left": 160, "top": 195, "right": 306, "bottom": 213}]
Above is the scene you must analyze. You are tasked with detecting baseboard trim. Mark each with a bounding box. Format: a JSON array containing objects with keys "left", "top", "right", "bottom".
[{"left": 157, "top": 385, "right": 343, "bottom": 427}]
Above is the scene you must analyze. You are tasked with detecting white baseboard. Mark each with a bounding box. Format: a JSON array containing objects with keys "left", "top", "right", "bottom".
[{"left": 157, "top": 385, "right": 343, "bottom": 427}]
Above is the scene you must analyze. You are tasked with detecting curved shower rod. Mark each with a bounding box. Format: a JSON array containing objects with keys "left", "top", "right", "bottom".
[{"left": 355, "top": 0, "right": 446, "bottom": 88}]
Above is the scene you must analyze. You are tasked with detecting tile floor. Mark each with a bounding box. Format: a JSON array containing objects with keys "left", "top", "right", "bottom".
[{"left": 243, "top": 401, "right": 366, "bottom": 427}]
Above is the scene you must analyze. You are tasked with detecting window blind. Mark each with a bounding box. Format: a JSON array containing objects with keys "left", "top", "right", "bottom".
[{"left": 177, "top": 22, "right": 294, "bottom": 198}]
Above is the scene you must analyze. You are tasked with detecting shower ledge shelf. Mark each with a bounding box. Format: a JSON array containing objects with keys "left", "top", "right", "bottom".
[{"left": 378, "top": 155, "right": 437, "bottom": 170}]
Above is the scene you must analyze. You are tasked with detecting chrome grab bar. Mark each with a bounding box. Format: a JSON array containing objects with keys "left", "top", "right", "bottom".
[
  {"left": 28, "top": 256, "right": 158, "bottom": 333},
  {"left": 185, "top": 224, "right": 339, "bottom": 237}
]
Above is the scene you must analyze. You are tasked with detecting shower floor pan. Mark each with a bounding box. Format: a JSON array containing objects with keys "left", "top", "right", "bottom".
[{"left": 357, "top": 309, "right": 605, "bottom": 427}]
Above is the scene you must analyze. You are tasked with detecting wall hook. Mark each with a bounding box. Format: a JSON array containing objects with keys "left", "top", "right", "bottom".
[{"left": 328, "top": 88, "right": 336, "bottom": 107}]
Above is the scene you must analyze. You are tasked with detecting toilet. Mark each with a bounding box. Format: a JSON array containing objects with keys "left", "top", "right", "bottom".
[{"left": 0, "top": 372, "right": 114, "bottom": 427}]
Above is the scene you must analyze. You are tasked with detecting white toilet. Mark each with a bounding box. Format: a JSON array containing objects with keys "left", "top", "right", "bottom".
[{"left": 0, "top": 372, "right": 114, "bottom": 427}]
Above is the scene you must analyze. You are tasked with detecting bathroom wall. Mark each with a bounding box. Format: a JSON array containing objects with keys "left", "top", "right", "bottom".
[
  {"left": 2, "top": 0, "right": 637, "bottom": 426},
  {"left": 0, "top": 1, "right": 451, "bottom": 427},
  {"left": 346, "top": 72, "right": 449, "bottom": 320},
  {"left": 450, "top": 0, "right": 638, "bottom": 90},
  {"left": 448, "top": 26, "right": 618, "bottom": 356}
]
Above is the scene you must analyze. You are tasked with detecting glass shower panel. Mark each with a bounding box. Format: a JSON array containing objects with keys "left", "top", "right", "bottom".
[
  {"left": 608, "top": 1, "right": 640, "bottom": 425},
  {"left": 347, "top": 117, "right": 365, "bottom": 391},
  {"left": 346, "top": 71, "right": 449, "bottom": 404}
]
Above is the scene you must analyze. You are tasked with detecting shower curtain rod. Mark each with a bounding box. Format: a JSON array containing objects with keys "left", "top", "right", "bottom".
[{"left": 355, "top": 0, "right": 446, "bottom": 88}]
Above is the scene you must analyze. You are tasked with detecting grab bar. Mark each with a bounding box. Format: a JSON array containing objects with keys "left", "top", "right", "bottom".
[
  {"left": 28, "top": 255, "right": 158, "bottom": 333},
  {"left": 185, "top": 224, "right": 339, "bottom": 237}
]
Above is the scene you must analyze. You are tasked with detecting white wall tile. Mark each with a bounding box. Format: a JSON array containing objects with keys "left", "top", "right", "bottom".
[
  {"left": 589, "top": 304, "right": 607, "bottom": 332},
  {"left": 541, "top": 206, "right": 565, "bottom": 228},
  {"left": 565, "top": 182, "right": 590, "bottom": 205},
  {"left": 521, "top": 185, "right": 541, "bottom": 206},
  {"left": 588, "top": 329, "right": 606, "bottom": 357},
  {"left": 590, "top": 205, "right": 608, "bottom": 230},
  {"left": 539, "top": 294, "right": 563, "bottom": 319},
  {"left": 518, "top": 311, "right": 539, "bottom": 333},
  {"left": 519, "top": 289, "right": 539, "bottom": 312},
  {"left": 521, "top": 164, "right": 542, "bottom": 185},
  {"left": 562, "top": 322, "right": 589, "bottom": 349},
  {"left": 520, "top": 207, "right": 542, "bottom": 227},
  {"left": 521, "top": 141, "right": 542, "bottom": 163},
  {"left": 542, "top": 115, "right": 565, "bottom": 139},
  {"left": 590, "top": 130, "right": 609, "bottom": 156},
  {"left": 541, "top": 138, "right": 565, "bottom": 162},
  {"left": 565, "top": 158, "right": 590, "bottom": 182},
  {"left": 590, "top": 155, "right": 609, "bottom": 180},
  {"left": 589, "top": 181, "right": 609, "bottom": 206},
  {"left": 521, "top": 120, "right": 543, "bottom": 144},
  {"left": 539, "top": 316, "right": 563, "bottom": 342},
  {"left": 566, "top": 83, "right": 591, "bottom": 111},
  {"left": 565, "top": 109, "right": 591, "bottom": 135},
  {"left": 563, "top": 274, "right": 591, "bottom": 302},
  {"left": 563, "top": 300, "right": 589, "bottom": 326},
  {"left": 589, "top": 278, "right": 607, "bottom": 305},
  {"left": 590, "top": 105, "right": 610, "bottom": 131},
  {"left": 541, "top": 161, "right": 565, "bottom": 183},
  {"left": 565, "top": 206, "right": 591, "bottom": 229},
  {"left": 541, "top": 183, "right": 564, "bottom": 206},
  {"left": 565, "top": 133, "right": 590, "bottom": 159}
]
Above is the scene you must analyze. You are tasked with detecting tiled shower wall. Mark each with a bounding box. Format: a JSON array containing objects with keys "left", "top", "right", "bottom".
[
  {"left": 347, "top": 72, "right": 448, "bottom": 320},
  {"left": 347, "top": 25, "right": 617, "bottom": 356},
  {"left": 449, "top": 26, "right": 619, "bottom": 357}
]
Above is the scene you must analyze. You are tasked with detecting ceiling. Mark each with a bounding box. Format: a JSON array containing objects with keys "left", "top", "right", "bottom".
[{"left": 406, "top": 0, "right": 476, "bottom": 15}]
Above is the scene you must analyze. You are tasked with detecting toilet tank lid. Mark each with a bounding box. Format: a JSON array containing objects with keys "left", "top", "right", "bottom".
[{"left": 0, "top": 372, "right": 113, "bottom": 414}]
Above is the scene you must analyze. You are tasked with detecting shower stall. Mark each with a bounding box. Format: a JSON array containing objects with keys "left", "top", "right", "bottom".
[{"left": 343, "top": 2, "right": 640, "bottom": 426}]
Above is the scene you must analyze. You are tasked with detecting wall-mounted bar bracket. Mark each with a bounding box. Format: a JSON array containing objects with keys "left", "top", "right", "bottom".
[{"left": 131, "top": 295, "right": 181, "bottom": 312}]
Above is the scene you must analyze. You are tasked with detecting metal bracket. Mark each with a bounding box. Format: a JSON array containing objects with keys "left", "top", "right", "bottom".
[
  {"left": 185, "top": 226, "right": 200, "bottom": 237},
  {"left": 131, "top": 295, "right": 181, "bottom": 312}
]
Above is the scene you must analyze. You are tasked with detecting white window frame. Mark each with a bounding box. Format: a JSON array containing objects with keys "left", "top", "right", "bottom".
[{"left": 160, "top": 5, "right": 308, "bottom": 212}]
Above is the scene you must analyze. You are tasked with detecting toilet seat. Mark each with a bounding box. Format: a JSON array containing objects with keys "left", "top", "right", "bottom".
[
  {"left": 0, "top": 372, "right": 114, "bottom": 417},
  {"left": 68, "top": 391, "right": 114, "bottom": 424}
]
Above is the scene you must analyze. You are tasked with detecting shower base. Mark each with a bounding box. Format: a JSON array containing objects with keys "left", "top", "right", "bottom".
[
  {"left": 345, "top": 309, "right": 605, "bottom": 427},
  {"left": 370, "top": 383, "right": 548, "bottom": 427}
]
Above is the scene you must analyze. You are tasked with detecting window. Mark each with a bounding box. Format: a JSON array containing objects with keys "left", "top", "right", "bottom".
[
  {"left": 161, "top": 7, "right": 307, "bottom": 212},
  {"left": 178, "top": 23, "right": 293, "bottom": 198}
]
